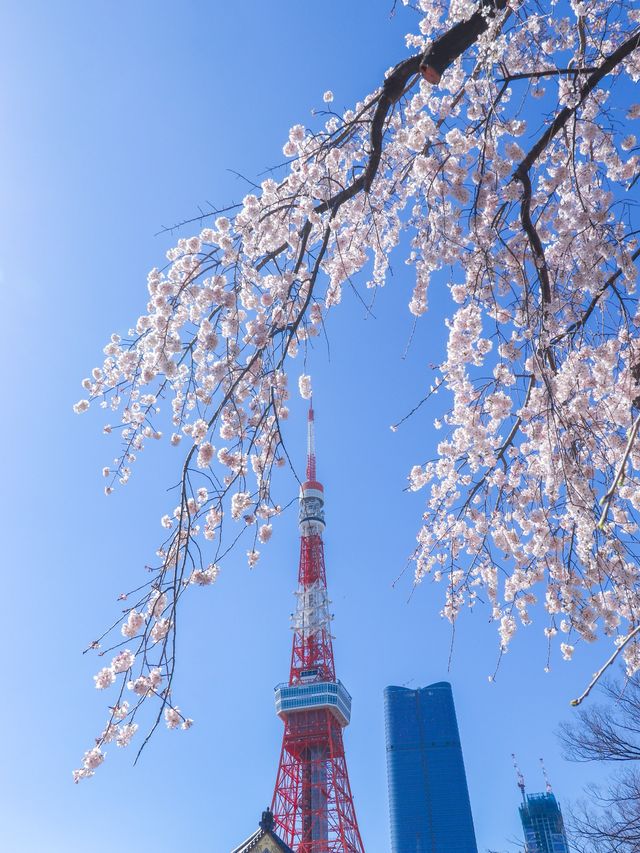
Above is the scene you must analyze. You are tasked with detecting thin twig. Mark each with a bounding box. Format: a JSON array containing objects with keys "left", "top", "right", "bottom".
[
  {"left": 597, "top": 414, "right": 640, "bottom": 530},
  {"left": 571, "top": 624, "right": 640, "bottom": 706}
]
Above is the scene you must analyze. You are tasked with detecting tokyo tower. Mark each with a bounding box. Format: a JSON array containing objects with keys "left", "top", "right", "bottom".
[{"left": 271, "top": 405, "right": 365, "bottom": 853}]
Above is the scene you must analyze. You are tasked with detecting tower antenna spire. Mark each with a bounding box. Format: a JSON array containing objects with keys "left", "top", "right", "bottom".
[
  {"left": 512, "top": 753, "right": 526, "bottom": 803},
  {"left": 306, "top": 399, "right": 316, "bottom": 482}
]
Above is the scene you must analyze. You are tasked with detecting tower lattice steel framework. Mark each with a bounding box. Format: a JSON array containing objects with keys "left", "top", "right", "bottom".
[{"left": 271, "top": 405, "right": 365, "bottom": 853}]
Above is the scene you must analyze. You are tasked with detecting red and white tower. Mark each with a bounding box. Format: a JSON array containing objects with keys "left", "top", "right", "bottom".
[{"left": 272, "top": 405, "right": 365, "bottom": 853}]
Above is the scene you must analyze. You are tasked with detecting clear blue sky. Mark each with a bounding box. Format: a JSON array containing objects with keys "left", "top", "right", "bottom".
[{"left": 1, "top": 2, "right": 610, "bottom": 851}]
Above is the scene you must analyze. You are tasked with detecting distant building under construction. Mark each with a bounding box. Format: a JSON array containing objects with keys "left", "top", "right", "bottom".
[
  {"left": 513, "top": 756, "right": 570, "bottom": 853},
  {"left": 519, "top": 792, "right": 570, "bottom": 853}
]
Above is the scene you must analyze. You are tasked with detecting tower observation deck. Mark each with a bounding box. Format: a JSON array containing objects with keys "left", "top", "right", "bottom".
[{"left": 271, "top": 405, "right": 365, "bottom": 853}]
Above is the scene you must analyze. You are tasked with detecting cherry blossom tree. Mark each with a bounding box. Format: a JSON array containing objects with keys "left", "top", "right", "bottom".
[{"left": 74, "top": 0, "right": 640, "bottom": 779}]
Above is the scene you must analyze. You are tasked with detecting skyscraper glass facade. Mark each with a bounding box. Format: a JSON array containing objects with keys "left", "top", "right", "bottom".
[
  {"left": 519, "top": 793, "right": 570, "bottom": 853},
  {"left": 384, "top": 682, "right": 478, "bottom": 853}
]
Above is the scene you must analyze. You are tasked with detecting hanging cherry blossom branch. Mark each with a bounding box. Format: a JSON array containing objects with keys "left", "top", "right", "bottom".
[
  {"left": 74, "top": 0, "right": 640, "bottom": 778},
  {"left": 514, "top": 29, "right": 640, "bottom": 178}
]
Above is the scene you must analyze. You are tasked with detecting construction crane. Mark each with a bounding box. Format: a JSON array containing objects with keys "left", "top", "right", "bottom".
[
  {"left": 540, "top": 757, "right": 553, "bottom": 794},
  {"left": 512, "top": 753, "right": 526, "bottom": 804}
]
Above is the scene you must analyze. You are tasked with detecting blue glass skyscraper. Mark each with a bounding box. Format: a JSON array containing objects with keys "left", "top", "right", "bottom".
[
  {"left": 384, "top": 682, "right": 478, "bottom": 853},
  {"left": 519, "top": 792, "right": 570, "bottom": 853}
]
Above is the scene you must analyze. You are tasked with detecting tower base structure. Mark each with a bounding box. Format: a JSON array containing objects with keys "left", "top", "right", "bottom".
[{"left": 273, "top": 708, "right": 363, "bottom": 853}]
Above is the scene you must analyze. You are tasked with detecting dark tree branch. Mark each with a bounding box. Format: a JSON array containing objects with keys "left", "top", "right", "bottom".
[
  {"left": 420, "top": 0, "right": 508, "bottom": 82},
  {"left": 514, "top": 29, "right": 640, "bottom": 179}
]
